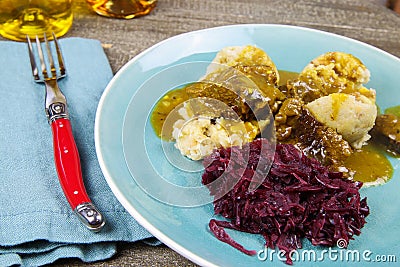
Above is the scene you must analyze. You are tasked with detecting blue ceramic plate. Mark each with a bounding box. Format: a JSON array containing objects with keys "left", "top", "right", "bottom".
[{"left": 95, "top": 24, "right": 400, "bottom": 266}]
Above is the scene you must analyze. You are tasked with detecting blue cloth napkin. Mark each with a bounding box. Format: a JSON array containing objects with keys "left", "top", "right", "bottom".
[{"left": 0, "top": 38, "right": 154, "bottom": 266}]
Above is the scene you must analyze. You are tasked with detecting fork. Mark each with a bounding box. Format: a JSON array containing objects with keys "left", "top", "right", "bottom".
[{"left": 27, "top": 33, "right": 105, "bottom": 232}]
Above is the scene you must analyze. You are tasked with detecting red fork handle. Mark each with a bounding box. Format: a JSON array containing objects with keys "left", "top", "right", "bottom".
[{"left": 51, "top": 118, "right": 105, "bottom": 231}]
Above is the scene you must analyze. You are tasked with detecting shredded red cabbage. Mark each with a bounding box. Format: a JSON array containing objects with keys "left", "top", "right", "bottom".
[{"left": 202, "top": 138, "right": 369, "bottom": 265}]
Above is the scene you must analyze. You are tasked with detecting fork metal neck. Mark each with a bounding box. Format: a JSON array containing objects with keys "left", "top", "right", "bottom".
[{"left": 44, "top": 79, "right": 69, "bottom": 123}]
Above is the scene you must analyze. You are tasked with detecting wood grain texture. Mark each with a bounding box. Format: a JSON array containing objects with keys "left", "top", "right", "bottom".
[
  {"left": 2, "top": 0, "right": 398, "bottom": 266},
  {"left": 68, "top": 0, "right": 400, "bottom": 74}
]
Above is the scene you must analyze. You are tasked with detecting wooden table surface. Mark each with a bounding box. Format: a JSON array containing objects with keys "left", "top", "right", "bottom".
[{"left": 13, "top": 0, "right": 400, "bottom": 266}]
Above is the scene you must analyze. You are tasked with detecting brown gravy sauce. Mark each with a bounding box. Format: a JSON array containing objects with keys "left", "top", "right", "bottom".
[{"left": 150, "top": 70, "right": 394, "bottom": 185}]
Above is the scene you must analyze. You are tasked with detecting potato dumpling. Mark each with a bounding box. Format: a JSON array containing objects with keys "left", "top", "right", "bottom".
[
  {"left": 205, "top": 45, "right": 280, "bottom": 85},
  {"left": 298, "top": 52, "right": 375, "bottom": 101},
  {"left": 306, "top": 93, "right": 377, "bottom": 149}
]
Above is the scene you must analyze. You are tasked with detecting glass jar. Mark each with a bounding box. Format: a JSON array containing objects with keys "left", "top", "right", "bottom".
[
  {"left": 85, "top": 0, "right": 157, "bottom": 19},
  {"left": 0, "top": 0, "right": 73, "bottom": 41}
]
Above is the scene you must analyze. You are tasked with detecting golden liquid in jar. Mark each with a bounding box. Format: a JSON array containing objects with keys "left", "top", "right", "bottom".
[
  {"left": 0, "top": 0, "right": 73, "bottom": 41},
  {"left": 85, "top": 0, "right": 157, "bottom": 19}
]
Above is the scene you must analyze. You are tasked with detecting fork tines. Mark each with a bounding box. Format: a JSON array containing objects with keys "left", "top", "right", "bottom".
[{"left": 27, "top": 33, "right": 66, "bottom": 82}]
